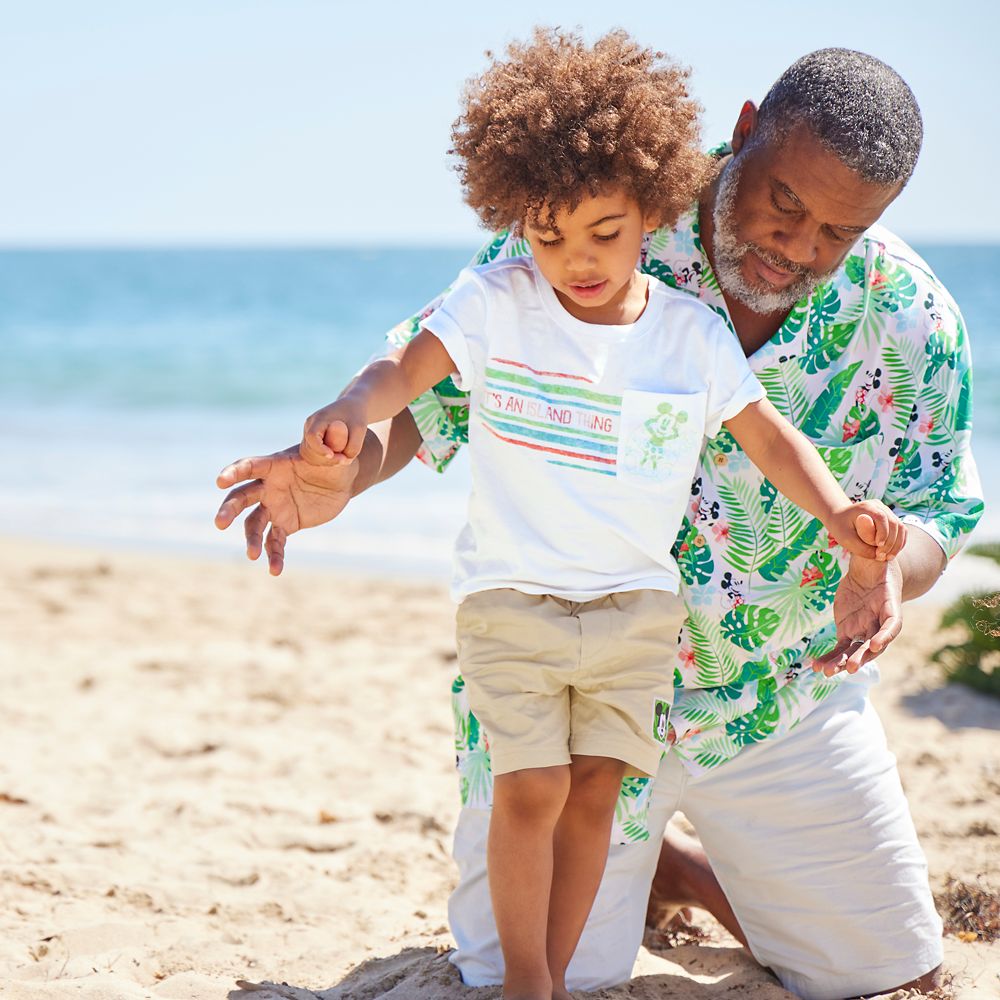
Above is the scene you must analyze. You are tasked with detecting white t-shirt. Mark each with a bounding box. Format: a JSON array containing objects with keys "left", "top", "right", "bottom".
[{"left": 421, "top": 257, "right": 765, "bottom": 602}]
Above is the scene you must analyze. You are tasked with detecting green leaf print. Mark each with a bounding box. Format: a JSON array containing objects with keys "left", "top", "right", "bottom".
[
  {"left": 882, "top": 343, "right": 921, "bottom": 435},
  {"left": 844, "top": 254, "right": 866, "bottom": 286},
  {"left": 924, "top": 329, "right": 959, "bottom": 385},
  {"left": 815, "top": 445, "right": 853, "bottom": 481},
  {"left": 955, "top": 366, "right": 973, "bottom": 433},
  {"left": 800, "top": 361, "right": 863, "bottom": 438},
  {"left": 725, "top": 697, "right": 780, "bottom": 746},
  {"left": 475, "top": 232, "right": 510, "bottom": 265},
  {"left": 841, "top": 403, "right": 881, "bottom": 445},
  {"left": 756, "top": 519, "right": 823, "bottom": 582},
  {"left": 686, "top": 610, "right": 743, "bottom": 687},
  {"left": 773, "top": 299, "right": 807, "bottom": 345},
  {"left": 801, "top": 322, "right": 856, "bottom": 374},
  {"left": 759, "top": 479, "right": 778, "bottom": 515},
  {"left": 505, "top": 237, "right": 531, "bottom": 258},
  {"left": 643, "top": 258, "right": 679, "bottom": 290},
  {"left": 810, "top": 282, "right": 841, "bottom": 328},
  {"left": 757, "top": 363, "right": 810, "bottom": 426},
  {"left": 890, "top": 440, "right": 923, "bottom": 492},
  {"left": 715, "top": 656, "right": 771, "bottom": 702},
  {"left": 675, "top": 519, "right": 715, "bottom": 586},
  {"left": 717, "top": 478, "right": 774, "bottom": 574},
  {"left": 871, "top": 258, "right": 918, "bottom": 315},
  {"left": 802, "top": 550, "right": 842, "bottom": 611},
  {"left": 720, "top": 604, "right": 782, "bottom": 652}
]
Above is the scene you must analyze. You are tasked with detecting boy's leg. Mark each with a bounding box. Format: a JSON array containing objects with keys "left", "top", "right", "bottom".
[
  {"left": 448, "top": 758, "right": 684, "bottom": 991},
  {"left": 546, "top": 754, "right": 627, "bottom": 999},
  {"left": 489, "top": 765, "right": 571, "bottom": 1000}
]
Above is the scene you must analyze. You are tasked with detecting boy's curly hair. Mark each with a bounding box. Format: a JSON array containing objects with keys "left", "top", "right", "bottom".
[{"left": 451, "top": 28, "right": 712, "bottom": 233}]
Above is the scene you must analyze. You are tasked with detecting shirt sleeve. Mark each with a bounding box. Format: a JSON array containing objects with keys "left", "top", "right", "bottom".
[
  {"left": 704, "top": 316, "right": 767, "bottom": 438},
  {"left": 420, "top": 268, "right": 488, "bottom": 392},
  {"left": 385, "top": 229, "right": 527, "bottom": 472},
  {"left": 882, "top": 298, "right": 984, "bottom": 560}
]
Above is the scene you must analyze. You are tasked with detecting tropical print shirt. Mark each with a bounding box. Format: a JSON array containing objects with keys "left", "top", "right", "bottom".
[{"left": 387, "top": 196, "right": 984, "bottom": 844}]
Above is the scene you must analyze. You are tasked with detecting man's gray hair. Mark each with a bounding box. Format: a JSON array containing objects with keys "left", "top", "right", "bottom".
[{"left": 754, "top": 48, "right": 923, "bottom": 187}]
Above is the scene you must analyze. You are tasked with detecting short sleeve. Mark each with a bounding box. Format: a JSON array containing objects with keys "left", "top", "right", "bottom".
[
  {"left": 704, "top": 318, "right": 766, "bottom": 438},
  {"left": 882, "top": 299, "right": 984, "bottom": 560},
  {"left": 384, "top": 230, "right": 526, "bottom": 472},
  {"left": 420, "top": 268, "right": 489, "bottom": 392}
]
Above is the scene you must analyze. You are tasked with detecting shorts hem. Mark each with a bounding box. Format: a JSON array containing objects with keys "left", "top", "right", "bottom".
[
  {"left": 491, "top": 745, "right": 572, "bottom": 776},
  {"left": 569, "top": 737, "right": 664, "bottom": 778},
  {"left": 769, "top": 925, "right": 943, "bottom": 1000}
]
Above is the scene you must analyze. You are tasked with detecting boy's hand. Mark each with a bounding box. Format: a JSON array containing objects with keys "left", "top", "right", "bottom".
[
  {"left": 827, "top": 500, "right": 907, "bottom": 562},
  {"left": 215, "top": 445, "right": 359, "bottom": 575},
  {"left": 301, "top": 401, "right": 368, "bottom": 465}
]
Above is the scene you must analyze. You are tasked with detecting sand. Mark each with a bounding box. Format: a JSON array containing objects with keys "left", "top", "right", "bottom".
[{"left": 0, "top": 537, "right": 997, "bottom": 999}]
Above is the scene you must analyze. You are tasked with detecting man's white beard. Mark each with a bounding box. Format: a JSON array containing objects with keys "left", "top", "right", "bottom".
[{"left": 710, "top": 157, "right": 834, "bottom": 315}]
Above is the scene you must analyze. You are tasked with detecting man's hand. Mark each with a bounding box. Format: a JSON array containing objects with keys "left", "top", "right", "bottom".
[
  {"left": 215, "top": 446, "right": 359, "bottom": 576},
  {"left": 811, "top": 545, "right": 903, "bottom": 676}
]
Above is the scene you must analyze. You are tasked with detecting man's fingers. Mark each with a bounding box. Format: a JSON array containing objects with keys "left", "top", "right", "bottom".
[
  {"left": 265, "top": 524, "right": 287, "bottom": 576},
  {"left": 344, "top": 422, "right": 367, "bottom": 460},
  {"left": 217, "top": 456, "right": 273, "bottom": 489},
  {"left": 866, "top": 614, "right": 903, "bottom": 656},
  {"left": 244, "top": 504, "right": 270, "bottom": 560},
  {"left": 215, "top": 481, "right": 265, "bottom": 529}
]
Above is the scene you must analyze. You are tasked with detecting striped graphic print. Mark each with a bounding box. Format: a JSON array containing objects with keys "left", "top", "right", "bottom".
[{"left": 480, "top": 358, "right": 622, "bottom": 476}]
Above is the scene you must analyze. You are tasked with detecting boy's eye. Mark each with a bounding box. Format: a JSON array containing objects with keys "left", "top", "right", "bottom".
[
  {"left": 537, "top": 236, "right": 562, "bottom": 247},
  {"left": 595, "top": 231, "right": 620, "bottom": 242}
]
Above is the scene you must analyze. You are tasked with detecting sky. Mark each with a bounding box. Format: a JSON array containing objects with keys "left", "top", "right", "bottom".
[{"left": 3, "top": 0, "right": 997, "bottom": 246}]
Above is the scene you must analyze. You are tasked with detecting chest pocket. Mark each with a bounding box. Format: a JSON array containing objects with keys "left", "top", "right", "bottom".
[{"left": 617, "top": 390, "right": 707, "bottom": 490}]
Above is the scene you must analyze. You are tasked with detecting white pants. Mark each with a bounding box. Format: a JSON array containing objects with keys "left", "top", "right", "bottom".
[{"left": 448, "top": 668, "right": 943, "bottom": 1000}]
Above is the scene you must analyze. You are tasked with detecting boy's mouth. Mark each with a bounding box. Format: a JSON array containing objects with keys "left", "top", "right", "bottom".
[{"left": 567, "top": 279, "right": 608, "bottom": 299}]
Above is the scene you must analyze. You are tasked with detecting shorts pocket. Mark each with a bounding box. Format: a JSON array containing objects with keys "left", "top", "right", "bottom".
[{"left": 616, "top": 389, "right": 706, "bottom": 490}]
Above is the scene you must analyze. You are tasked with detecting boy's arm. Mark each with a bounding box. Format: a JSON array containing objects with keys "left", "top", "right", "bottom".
[
  {"left": 723, "top": 399, "right": 905, "bottom": 561},
  {"left": 301, "top": 331, "right": 457, "bottom": 463}
]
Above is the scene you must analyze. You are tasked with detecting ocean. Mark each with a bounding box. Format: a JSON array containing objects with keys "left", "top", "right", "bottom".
[{"left": 3, "top": 244, "right": 998, "bottom": 582}]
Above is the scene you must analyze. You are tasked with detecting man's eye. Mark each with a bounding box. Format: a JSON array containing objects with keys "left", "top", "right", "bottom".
[
  {"left": 595, "top": 231, "right": 621, "bottom": 242},
  {"left": 771, "top": 195, "right": 798, "bottom": 215},
  {"left": 825, "top": 228, "right": 856, "bottom": 244}
]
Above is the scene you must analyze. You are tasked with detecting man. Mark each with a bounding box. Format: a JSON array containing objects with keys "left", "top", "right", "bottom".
[{"left": 215, "top": 49, "right": 982, "bottom": 999}]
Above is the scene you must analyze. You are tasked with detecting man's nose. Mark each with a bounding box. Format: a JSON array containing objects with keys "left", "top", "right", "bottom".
[{"left": 774, "top": 216, "right": 819, "bottom": 267}]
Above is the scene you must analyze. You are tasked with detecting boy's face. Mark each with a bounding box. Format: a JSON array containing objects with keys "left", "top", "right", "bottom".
[{"left": 524, "top": 190, "right": 657, "bottom": 324}]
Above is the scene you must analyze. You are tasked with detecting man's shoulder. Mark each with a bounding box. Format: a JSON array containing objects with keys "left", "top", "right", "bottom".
[{"left": 858, "top": 225, "right": 962, "bottom": 318}]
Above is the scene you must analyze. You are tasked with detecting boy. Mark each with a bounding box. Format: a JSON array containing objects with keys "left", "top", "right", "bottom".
[{"left": 300, "top": 30, "right": 905, "bottom": 1000}]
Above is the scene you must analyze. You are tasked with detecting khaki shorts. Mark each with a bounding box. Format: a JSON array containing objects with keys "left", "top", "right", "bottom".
[{"left": 455, "top": 588, "right": 681, "bottom": 777}]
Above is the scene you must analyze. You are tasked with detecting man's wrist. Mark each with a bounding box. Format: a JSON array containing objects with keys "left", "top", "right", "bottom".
[{"left": 350, "top": 428, "right": 384, "bottom": 498}]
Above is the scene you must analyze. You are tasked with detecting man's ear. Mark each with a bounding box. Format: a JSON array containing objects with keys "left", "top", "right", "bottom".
[{"left": 731, "top": 100, "right": 759, "bottom": 155}]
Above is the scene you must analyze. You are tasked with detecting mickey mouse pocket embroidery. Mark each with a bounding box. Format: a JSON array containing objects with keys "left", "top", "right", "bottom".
[{"left": 617, "top": 390, "right": 706, "bottom": 487}]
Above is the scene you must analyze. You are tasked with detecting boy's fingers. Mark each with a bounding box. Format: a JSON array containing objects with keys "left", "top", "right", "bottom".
[
  {"left": 244, "top": 504, "right": 269, "bottom": 560},
  {"left": 854, "top": 512, "right": 877, "bottom": 545},
  {"left": 215, "top": 482, "right": 264, "bottom": 529},
  {"left": 322, "top": 421, "right": 350, "bottom": 455}
]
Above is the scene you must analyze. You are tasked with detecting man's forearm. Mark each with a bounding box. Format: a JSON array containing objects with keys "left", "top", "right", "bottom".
[
  {"left": 897, "top": 524, "right": 947, "bottom": 601},
  {"left": 351, "top": 410, "right": 424, "bottom": 497}
]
